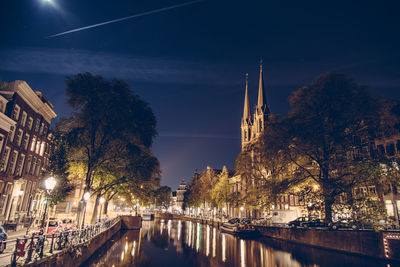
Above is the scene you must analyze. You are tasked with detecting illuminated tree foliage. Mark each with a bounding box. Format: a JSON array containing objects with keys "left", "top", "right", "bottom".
[{"left": 59, "top": 73, "right": 159, "bottom": 223}]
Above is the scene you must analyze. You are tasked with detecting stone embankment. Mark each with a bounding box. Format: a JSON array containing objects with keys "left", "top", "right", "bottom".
[
  {"left": 155, "top": 212, "right": 400, "bottom": 262},
  {"left": 255, "top": 225, "right": 400, "bottom": 262}
]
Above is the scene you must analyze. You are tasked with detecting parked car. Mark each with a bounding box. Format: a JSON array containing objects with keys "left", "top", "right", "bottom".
[
  {"left": 35, "top": 220, "right": 63, "bottom": 235},
  {"left": 61, "top": 218, "right": 76, "bottom": 230},
  {"left": 329, "top": 219, "right": 373, "bottom": 230},
  {"left": 0, "top": 226, "right": 7, "bottom": 253},
  {"left": 302, "top": 218, "right": 328, "bottom": 228},
  {"left": 288, "top": 217, "right": 310, "bottom": 227}
]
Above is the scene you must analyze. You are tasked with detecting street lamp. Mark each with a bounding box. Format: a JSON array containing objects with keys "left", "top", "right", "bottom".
[
  {"left": 99, "top": 197, "right": 105, "bottom": 222},
  {"left": 40, "top": 177, "right": 57, "bottom": 231},
  {"left": 81, "top": 191, "right": 90, "bottom": 228}
]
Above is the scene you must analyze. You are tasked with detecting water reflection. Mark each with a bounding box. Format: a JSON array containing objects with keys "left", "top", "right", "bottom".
[{"left": 85, "top": 219, "right": 389, "bottom": 267}]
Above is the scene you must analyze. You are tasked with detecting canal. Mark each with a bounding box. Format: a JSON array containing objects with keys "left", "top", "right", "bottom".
[{"left": 85, "top": 219, "right": 389, "bottom": 267}]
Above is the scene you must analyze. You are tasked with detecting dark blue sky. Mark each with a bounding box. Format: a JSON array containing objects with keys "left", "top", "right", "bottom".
[{"left": 1, "top": 0, "right": 400, "bottom": 190}]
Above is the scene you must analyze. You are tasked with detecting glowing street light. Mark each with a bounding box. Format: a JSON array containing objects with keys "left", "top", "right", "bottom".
[{"left": 41, "top": 177, "right": 57, "bottom": 230}]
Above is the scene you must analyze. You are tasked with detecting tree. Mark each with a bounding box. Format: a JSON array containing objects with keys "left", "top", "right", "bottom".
[
  {"left": 273, "top": 72, "right": 381, "bottom": 222},
  {"left": 154, "top": 186, "right": 172, "bottom": 210},
  {"left": 61, "top": 73, "right": 158, "bottom": 223},
  {"left": 46, "top": 130, "right": 74, "bottom": 206}
]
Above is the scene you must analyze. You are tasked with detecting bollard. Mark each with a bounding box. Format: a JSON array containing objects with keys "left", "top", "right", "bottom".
[
  {"left": 25, "top": 234, "right": 35, "bottom": 264},
  {"left": 11, "top": 238, "right": 19, "bottom": 267},
  {"left": 50, "top": 234, "right": 55, "bottom": 253},
  {"left": 39, "top": 235, "right": 45, "bottom": 259}
]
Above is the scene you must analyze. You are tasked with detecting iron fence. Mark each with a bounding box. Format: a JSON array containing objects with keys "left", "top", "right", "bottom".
[{"left": 0, "top": 217, "right": 119, "bottom": 266}]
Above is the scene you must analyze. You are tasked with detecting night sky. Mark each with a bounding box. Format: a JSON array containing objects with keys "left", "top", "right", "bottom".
[{"left": 1, "top": 0, "right": 400, "bottom": 190}]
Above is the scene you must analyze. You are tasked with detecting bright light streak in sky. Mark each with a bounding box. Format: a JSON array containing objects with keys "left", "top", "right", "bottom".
[{"left": 47, "top": 0, "right": 205, "bottom": 38}]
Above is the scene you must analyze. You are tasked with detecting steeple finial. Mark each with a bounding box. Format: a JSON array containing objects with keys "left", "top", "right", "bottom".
[
  {"left": 243, "top": 73, "right": 251, "bottom": 122},
  {"left": 257, "top": 59, "right": 268, "bottom": 113}
]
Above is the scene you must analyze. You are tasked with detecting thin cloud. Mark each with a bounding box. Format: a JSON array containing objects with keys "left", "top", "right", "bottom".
[{"left": 0, "top": 48, "right": 238, "bottom": 86}]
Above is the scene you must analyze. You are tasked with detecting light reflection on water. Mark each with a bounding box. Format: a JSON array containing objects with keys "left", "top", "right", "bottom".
[{"left": 85, "top": 219, "right": 388, "bottom": 267}]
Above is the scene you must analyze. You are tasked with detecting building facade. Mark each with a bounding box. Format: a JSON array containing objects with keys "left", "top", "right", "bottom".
[{"left": 0, "top": 80, "right": 57, "bottom": 227}]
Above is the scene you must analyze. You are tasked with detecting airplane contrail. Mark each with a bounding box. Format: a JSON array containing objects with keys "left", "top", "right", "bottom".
[{"left": 48, "top": 0, "right": 205, "bottom": 38}]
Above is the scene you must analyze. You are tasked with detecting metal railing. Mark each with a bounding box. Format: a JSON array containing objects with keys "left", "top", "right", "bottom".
[{"left": 1, "top": 217, "right": 119, "bottom": 266}]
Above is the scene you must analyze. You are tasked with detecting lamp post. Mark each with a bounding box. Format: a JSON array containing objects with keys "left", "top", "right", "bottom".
[
  {"left": 40, "top": 177, "right": 57, "bottom": 231},
  {"left": 81, "top": 192, "right": 90, "bottom": 229},
  {"left": 98, "top": 197, "right": 105, "bottom": 222}
]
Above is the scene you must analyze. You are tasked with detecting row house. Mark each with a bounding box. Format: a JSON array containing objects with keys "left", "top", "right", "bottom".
[{"left": 0, "top": 81, "right": 56, "bottom": 227}]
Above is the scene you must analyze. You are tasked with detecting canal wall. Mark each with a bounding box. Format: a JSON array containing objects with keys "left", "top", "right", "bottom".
[
  {"left": 255, "top": 226, "right": 400, "bottom": 261},
  {"left": 17, "top": 216, "right": 142, "bottom": 267}
]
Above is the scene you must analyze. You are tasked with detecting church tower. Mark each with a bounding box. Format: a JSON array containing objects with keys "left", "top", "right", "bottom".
[
  {"left": 241, "top": 73, "right": 252, "bottom": 148},
  {"left": 241, "top": 61, "right": 270, "bottom": 149},
  {"left": 253, "top": 60, "right": 269, "bottom": 138}
]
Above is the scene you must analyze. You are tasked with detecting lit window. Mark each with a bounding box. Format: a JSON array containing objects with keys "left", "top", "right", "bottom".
[
  {"left": 35, "top": 140, "right": 40, "bottom": 154},
  {"left": 30, "top": 136, "right": 36, "bottom": 152},
  {"left": 39, "top": 142, "right": 45, "bottom": 156}
]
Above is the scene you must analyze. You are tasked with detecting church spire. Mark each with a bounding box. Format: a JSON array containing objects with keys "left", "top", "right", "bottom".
[
  {"left": 257, "top": 59, "right": 268, "bottom": 113},
  {"left": 243, "top": 73, "right": 251, "bottom": 123}
]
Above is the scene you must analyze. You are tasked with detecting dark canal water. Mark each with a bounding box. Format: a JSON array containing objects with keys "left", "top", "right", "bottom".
[{"left": 85, "top": 219, "right": 392, "bottom": 267}]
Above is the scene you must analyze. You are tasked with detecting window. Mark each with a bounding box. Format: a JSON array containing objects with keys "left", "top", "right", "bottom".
[
  {"left": 39, "top": 142, "right": 45, "bottom": 156},
  {"left": 30, "top": 157, "right": 37, "bottom": 175},
  {"left": 35, "top": 159, "right": 41, "bottom": 176},
  {"left": 39, "top": 123, "right": 44, "bottom": 135},
  {"left": 27, "top": 117, "right": 33, "bottom": 130},
  {"left": 387, "top": 143, "right": 395, "bottom": 156},
  {"left": 11, "top": 105, "right": 20, "bottom": 121},
  {"left": 30, "top": 136, "right": 36, "bottom": 152},
  {"left": 21, "top": 112, "right": 27, "bottom": 127},
  {"left": 1, "top": 147, "right": 11, "bottom": 172},
  {"left": 35, "top": 140, "right": 40, "bottom": 154},
  {"left": 16, "top": 129, "right": 23, "bottom": 146},
  {"left": 26, "top": 155, "right": 32, "bottom": 174},
  {"left": 0, "top": 101, "right": 4, "bottom": 113},
  {"left": 9, "top": 150, "right": 18, "bottom": 174},
  {"left": 0, "top": 134, "right": 4, "bottom": 153},
  {"left": 16, "top": 154, "right": 25, "bottom": 176},
  {"left": 34, "top": 119, "right": 40, "bottom": 132},
  {"left": 377, "top": 144, "right": 385, "bottom": 155},
  {"left": 22, "top": 133, "right": 30, "bottom": 150},
  {"left": 9, "top": 126, "right": 15, "bottom": 142}
]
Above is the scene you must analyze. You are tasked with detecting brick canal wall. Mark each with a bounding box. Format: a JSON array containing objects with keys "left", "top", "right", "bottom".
[
  {"left": 17, "top": 216, "right": 141, "bottom": 267},
  {"left": 255, "top": 226, "right": 393, "bottom": 260}
]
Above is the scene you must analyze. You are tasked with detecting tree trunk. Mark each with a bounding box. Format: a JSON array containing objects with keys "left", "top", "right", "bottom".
[
  {"left": 103, "top": 200, "right": 108, "bottom": 215},
  {"left": 90, "top": 194, "right": 101, "bottom": 224},
  {"left": 324, "top": 196, "right": 334, "bottom": 223},
  {"left": 76, "top": 195, "right": 85, "bottom": 228}
]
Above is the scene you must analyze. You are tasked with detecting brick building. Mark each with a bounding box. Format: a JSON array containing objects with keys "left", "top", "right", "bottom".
[{"left": 0, "top": 80, "right": 56, "bottom": 227}]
